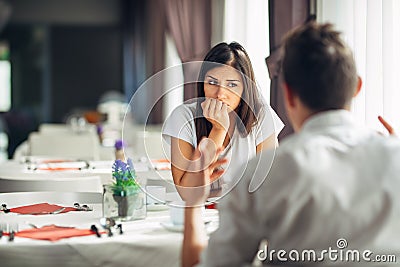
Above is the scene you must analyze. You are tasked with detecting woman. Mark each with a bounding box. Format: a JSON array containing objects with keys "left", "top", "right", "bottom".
[{"left": 162, "top": 42, "right": 284, "bottom": 194}]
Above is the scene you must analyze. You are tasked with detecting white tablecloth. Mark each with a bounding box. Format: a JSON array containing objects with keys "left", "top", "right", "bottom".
[
  {"left": 0, "top": 201, "right": 218, "bottom": 267},
  {"left": 0, "top": 160, "right": 176, "bottom": 193}
]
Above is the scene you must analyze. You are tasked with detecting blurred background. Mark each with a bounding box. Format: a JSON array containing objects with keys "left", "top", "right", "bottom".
[
  {"left": 0, "top": 0, "right": 398, "bottom": 161},
  {"left": 0, "top": 0, "right": 277, "bottom": 159}
]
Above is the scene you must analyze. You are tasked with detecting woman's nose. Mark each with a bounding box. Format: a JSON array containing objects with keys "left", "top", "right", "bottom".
[{"left": 216, "top": 86, "right": 227, "bottom": 99}]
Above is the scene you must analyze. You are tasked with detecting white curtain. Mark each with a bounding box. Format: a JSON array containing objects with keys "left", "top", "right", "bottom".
[
  {"left": 0, "top": 60, "right": 11, "bottom": 112},
  {"left": 163, "top": 33, "right": 184, "bottom": 120},
  {"left": 317, "top": 0, "right": 400, "bottom": 131},
  {"left": 164, "top": 0, "right": 271, "bottom": 118},
  {"left": 222, "top": 0, "right": 270, "bottom": 103}
]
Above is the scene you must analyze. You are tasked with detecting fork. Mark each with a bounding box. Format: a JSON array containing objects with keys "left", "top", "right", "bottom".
[
  {"left": 8, "top": 223, "right": 18, "bottom": 242},
  {"left": 0, "top": 222, "right": 5, "bottom": 239}
]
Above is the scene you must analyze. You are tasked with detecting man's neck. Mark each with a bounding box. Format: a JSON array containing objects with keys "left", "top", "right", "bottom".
[
  {"left": 297, "top": 106, "right": 350, "bottom": 132},
  {"left": 293, "top": 104, "right": 315, "bottom": 132}
]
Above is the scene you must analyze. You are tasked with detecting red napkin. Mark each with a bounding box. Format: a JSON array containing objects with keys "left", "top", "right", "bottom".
[
  {"left": 35, "top": 167, "right": 81, "bottom": 171},
  {"left": 10, "top": 203, "right": 77, "bottom": 215},
  {"left": 205, "top": 202, "right": 218, "bottom": 209},
  {"left": 15, "top": 225, "right": 99, "bottom": 241},
  {"left": 41, "top": 159, "right": 73, "bottom": 164}
]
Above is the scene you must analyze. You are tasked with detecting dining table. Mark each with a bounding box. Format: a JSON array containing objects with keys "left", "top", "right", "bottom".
[
  {"left": 0, "top": 157, "right": 176, "bottom": 193},
  {"left": 0, "top": 156, "right": 218, "bottom": 267},
  {"left": 0, "top": 192, "right": 219, "bottom": 267}
]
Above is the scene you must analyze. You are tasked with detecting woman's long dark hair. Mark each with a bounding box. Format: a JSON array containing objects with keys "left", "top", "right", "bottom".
[{"left": 195, "top": 42, "right": 263, "bottom": 145}]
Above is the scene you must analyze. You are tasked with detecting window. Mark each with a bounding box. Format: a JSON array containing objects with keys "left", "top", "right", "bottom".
[
  {"left": 317, "top": 0, "right": 400, "bottom": 131},
  {"left": 0, "top": 42, "right": 11, "bottom": 112},
  {"left": 223, "top": 0, "right": 271, "bottom": 102},
  {"left": 163, "top": 0, "right": 271, "bottom": 118}
]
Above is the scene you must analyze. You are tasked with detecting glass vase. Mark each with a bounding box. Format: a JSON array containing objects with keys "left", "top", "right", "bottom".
[{"left": 103, "top": 184, "right": 146, "bottom": 221}]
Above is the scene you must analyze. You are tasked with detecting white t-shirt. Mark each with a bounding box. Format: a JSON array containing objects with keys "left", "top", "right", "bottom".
[{"left": 162, "top": 102, "right": 284, "bottom": 184}]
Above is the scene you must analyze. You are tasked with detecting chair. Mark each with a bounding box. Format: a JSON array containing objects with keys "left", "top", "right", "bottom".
[
  {"left": 28, "top": 132, "right": 100, "bottom": 160},
  {"left": 0, "top": 173, "right": 102, "bottom": 193},
  {"left": 39, "top": 123, "right": 96, "bottom": 135},
  {"left": 38, "top": 123, "right": 69, "bottom": 134}
]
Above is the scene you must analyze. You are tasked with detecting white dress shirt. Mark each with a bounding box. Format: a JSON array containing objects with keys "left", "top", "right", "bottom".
[{"left": 199, "top": 110, "right": 400, "bottom": 266}]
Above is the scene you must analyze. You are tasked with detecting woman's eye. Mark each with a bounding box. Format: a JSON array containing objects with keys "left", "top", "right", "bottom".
[
  {"left": 208, "top": 80, "right": 218, "bottom": 85},
  {"left": 227, "top": 82, "right": 237, "bottom": 88}
]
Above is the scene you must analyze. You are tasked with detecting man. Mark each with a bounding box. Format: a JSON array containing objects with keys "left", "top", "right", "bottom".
[{"left": 181, "top": 22, "right": 400, "bottom": 266}]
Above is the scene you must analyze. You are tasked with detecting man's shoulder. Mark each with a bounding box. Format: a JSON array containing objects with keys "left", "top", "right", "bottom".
[
  {"left": 270, "top": 129, "right": 400, "bottom": 179},
  {"left": 370, "top": 135, "right": 400, "bottom": 159},
  {"left": 277, "top": 126, "right": 400, "bottom": 152}
]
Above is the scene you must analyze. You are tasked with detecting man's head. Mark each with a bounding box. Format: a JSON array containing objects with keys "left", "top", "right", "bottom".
[{"left": 281, "top": 22, "right": 361, "bottom": 131}]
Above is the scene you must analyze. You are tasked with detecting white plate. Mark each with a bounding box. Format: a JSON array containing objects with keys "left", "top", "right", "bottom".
[
  {"left": 160, "top": 222, "right": 184, "bottom": 232},
  {"left": 147, "top": 203, "right": 169, "bottom": 211}
]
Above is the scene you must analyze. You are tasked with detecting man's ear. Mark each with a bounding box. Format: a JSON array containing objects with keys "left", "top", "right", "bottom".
[
  {"left": 283, "top": 83, "right": 296, "bottom": 108},
  {"left": 353, "top": 76, "right": 362, "bottom": 97}
]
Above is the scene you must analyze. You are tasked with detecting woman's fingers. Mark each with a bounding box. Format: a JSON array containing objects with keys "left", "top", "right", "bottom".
[
  {"left": 214, "top": 147, "right": 224, "bottom": 159},
  {"left": 209, "top": 98, "right": 217, "bottom": 116},
  {"left": 221, "top": 102, "right": 228, "bottom": 113},
  {"left": 209, "top": 157, "right": 228, "bottom": 182},
  {"left": 201, "top": 98, "right": 211, "bottom": 117},
  {"left": 215, "top": 99, "right": 222, "bottom": 113},
  {"left": 202, "top": 98, "right": 229, "bottom": 130},
  {"left": 210, "top": 157, "right": 228, "bottom": 169},
  {"left": 210, "top": 169, "right": 225, "bottom": 182}
]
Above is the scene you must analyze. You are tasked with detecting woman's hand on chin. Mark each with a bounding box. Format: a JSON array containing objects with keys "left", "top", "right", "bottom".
[{"left": 201, "top": 98, "right": 230, "bottom": 132}]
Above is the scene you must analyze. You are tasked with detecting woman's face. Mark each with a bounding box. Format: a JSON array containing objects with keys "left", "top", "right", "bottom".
[{"left": 203, "top": 65, "right": 244, "bottom": 111}]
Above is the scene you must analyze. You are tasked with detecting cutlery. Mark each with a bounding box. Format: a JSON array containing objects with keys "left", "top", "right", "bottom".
[
  {"left": 0, "top": 223, "right": 6, "bottom": 239},
  {"left": 73, "top": 203, "right": 93, "bottom": 211},
  {"left": 1, "top": 204, "right": 10, "bottom": 213},
  {"left": 90, "top": 225, "right": 101, "bottom": 238},
  {"left": 7, "top": 223, "right": 18, "bottom": 242},
  {"left": 100, "top": 217, "right": 116, "bottom": 237},
  {"left": 8, "top": 230, "right": 15, "bottom": 242},
  {"left": 26, "top": 222, "right": 38, "bottom": 228},
  {"left": 117, "top": 224, "right": 123, "bottom": 235}
]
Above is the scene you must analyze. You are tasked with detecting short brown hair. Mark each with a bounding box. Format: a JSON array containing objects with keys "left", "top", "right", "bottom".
[{"left": 282, "top": 22, "right": 358, "bottom": 111}]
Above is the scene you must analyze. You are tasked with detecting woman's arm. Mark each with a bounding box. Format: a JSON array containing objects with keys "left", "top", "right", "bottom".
[
  {"left": 170, "top": 137, "right": 195, "bottom": 186},
  {"left": 171, "top": 99, "right": 230, "bottom": 186},
  {"left": 207, "top": 127, "right": 228, "bottom": 148},
  {"left": 182, "top": 207, "right": 207, "bottom": 267},
  {"left": 256, "top": 133, "right": 278, "bottom": 154},
  {"left": 171, "top": 137, "right": 226, "bottom": 187},
  {"left": 171, "top": 135, "right": 227, "bottom": 205},
  {"left": 179, "top": 139, "right": 226, "bottom": 267}
]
